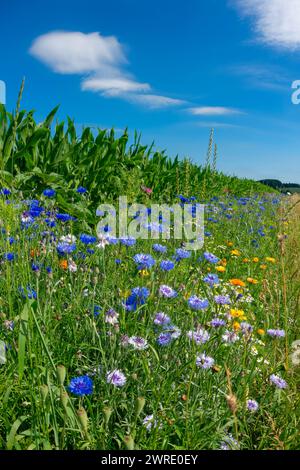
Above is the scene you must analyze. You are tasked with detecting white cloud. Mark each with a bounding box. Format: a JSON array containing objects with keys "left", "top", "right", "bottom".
[
  {"left": 82, "top": 76, "right": 150, "bottom": 95},
  {"left": 125, "top": 94, "right": 185, "bottom": 109},
  {"left": 29, "top": 30, "right": 185, "bottom": 109},
  {"left": 229, "top": 63, "right": 290, "bottom": 91},
  {"left": 233, "top": 0, "right": 300, "bottom": 49},
  {"left": 29, "top": 31, "right": 126, "bottom": 74},
  {"left": 188, "top": 106, "right": 242, "bottom": 116}
]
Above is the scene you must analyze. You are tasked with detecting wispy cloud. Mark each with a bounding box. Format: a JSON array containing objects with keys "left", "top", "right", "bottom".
[
  {"left": 29, "top": 30, "right": 184, "bottom": 109},
  {"left": 232, "top": 0, "right": 300, "bottom": 50},
  {"left": 229, "top": 63, "right": 290, "bottom": 91},
  {"left": 188, "top": 106, "right": 242, "bottom": 116}
]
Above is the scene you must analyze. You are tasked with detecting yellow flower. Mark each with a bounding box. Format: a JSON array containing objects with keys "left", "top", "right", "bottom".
[
  {"left": 257, "top": 329, "right": 265, "bottom": 336},
  {"left": 231, "top": 249, "right": 241, "bottom": 256},
  {"left": 243, "top": 258, "right": 250, "bottom": 263},
  {"left": 230, "top": 278, "right": 246, "bottom": 287},
  {"left": 233, "top": 321, "right": 241, "bottom": 331},
  {"left": 265, "top": 257, "right": 276, "bottom": 263},
  {"left": 230, "top": 309, "right": 245, "bottom": 318},
  {"left": 207, "top": 267, "right": 211, "bottom": 272},
  {"left": 253, "top": 257, "right": 259, "bottom": 263},
  {"left": 216, "top": 266, "right": 226, "bottom": 273},
  {"left": 220, "top": 259, "right": 227, "bottom": 267},
  {"left": 227, "top": 241, "right": 234, "bottom": 247},
  {"left": 247, "top": 277, "right": 258, "bottom": 284},
  {"left": 139, "top": 269, "right": 149, "bottom": 277},
  {"left": 260, "top": 264, "right": 267, "bottom": 270}
]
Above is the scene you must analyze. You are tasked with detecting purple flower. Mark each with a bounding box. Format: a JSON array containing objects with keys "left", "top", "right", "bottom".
[
  {"left": 133, "top": 253, "right": 155, "bottom": 270},
  {"left": 203, "top": 251, "right": 219, "bottom": 264},
  {"left": 240, "top": 322, "right": 254, "bottom": 335},
  {"left": 214, "top": 295, "right": 231, "bottom": 305},
  {"left": 188, "top": 295, "right": 209, "bottom": 310},
  {"left": 157, "top": 332, "right": 172, "bottom": 346},
  {"left": 247, "top": 399, "right": 259, "bottom": 412},
  {"left": 68, "top": 375, "right": 93, "bottom": 396},
  {"left": 270, "top": 374, "right": 287, "bottom": 389},
  {"left": 154, "top": 312, "right": 171, "bottom": 326},
  {"left": 203, "top": 274, "right": 219, "bottom": 287},
  {"left": 106, "top": 369, "right": 127, "bottom": 387},
  {"left": 128, "top": 336, "right": 148, "bottom": 350},
  {"left": 105, "top": 309, "right": 119, "bottom": 325},
  {"left": 220, "top": 434, "right": 239, "bottom": 450},
  {"left": 159, "top": 285, "right": 177, "bottom": 298},
  {"left": 210, "top": 318, "right": 226, "bottom": 328},
  {"left": 196, "top": 353, "right": 215, "bottom": 369},
  {"left": 187, "top": 328, "right": 210, "bottom": 344},
  {"left": 267, "top": 329, "right": 285, "bottom": 338},
  {"left": 160, "top": 260, "right": 175, "bottom": 271},
  {"left": 143, "top": 414, "right": 159, "bottom": 431}
]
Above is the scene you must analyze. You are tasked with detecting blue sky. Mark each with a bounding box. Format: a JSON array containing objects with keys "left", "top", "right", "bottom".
[{"left": 1, "top": 0, "right": 300, "bottom": 182}]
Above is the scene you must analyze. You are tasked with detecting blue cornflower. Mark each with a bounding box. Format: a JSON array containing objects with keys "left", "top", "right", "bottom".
[
  {"left": 115, "top": 258, "right": 122, "bottom": 264},
  {"left": 45, "top": 218, "right": 56, "bottom": 228},
  {"left": 4, "top": 253, "right": 15, "bottom": 261},
  {"left": 43, "top": 188, "right": 56, "bottom": 198},
  {"left": 93, "top": 305, "right": 102, "bottom": 317},
  {"left": 125, "top": 287, "right": 150, "bottom": 311},
  {"left": 154, "top": 312, "right": 171, "bottom": 326},
  {"left": 46, "top": 266, "right": 52, "bottom": 274},
  {"left": 159, "top": 285, "right": 177, "bottom": 298},
  {"left": 9, "top": 237, "right": 15, "bottom": 245},
  {"left": 80, "top": 234, "right": 97, "bottom": 244},
  {"left": 152, "top": 243, "right": 167, "bottom": 254},
  {"left": 68, "top": 375, "right": 93, "bottom": 396},
  {"left": 77, "top": 186, "right": 87, "bottom": 194},
  {"left": 56, "top": 213, "right": 73, "bottom": 222},
  {"left": 203, "top": 273, "right": 219, "bottom": 287},
  {"left": 203, "top": 252, "right": 219, "bottom": 264},
  {"left": 175, "top": 248, "right": 191, "bottom": 260},
  {"left": 0, "top": 188, "right": 11, "bottom": 196},
  {"left": 19, "top": 285, "right": 37, "bottom": 299},
  {"left": 156, "top": 332, "right": 172, "bottom": 346},
  {"left": 188, "top": 295, "right": 209, "bottom": 310},
  {"left": 160, "top": 260, "right": 175, "bottom": 271},
  {"left": 31, "top": 263, "right": 40, "bottom": 272},
  {"left": 133, "top": 253, "right": 155, "bottom": 270},
  {"left": 120, "top": 237, "right": 136, "bottom": 246},
  {"left": 56, "top": 242, "right": 76, "bottom": 255}
]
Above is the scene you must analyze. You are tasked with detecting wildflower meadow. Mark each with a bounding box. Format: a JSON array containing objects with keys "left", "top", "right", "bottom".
[{"left": 0, "top": 103, "right": 300, "bottom": 451}]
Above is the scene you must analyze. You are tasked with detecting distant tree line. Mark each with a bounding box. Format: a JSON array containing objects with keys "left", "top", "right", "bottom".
[{"left": 259, "top": 180, "right": 300, "bottom": 190}]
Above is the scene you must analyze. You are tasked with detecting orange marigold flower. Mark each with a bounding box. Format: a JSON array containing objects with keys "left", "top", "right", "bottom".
[
  {"left": 221, "top": 259, "right": 227, "bottom": 266},
  {"left": 253, "top": 257, "right": 259, "bottom": 263},
  {"left": 59, "top": 259, "right": 68, "bottom": 270},
  {"left": 257, "top": 329, "right": 265, "bottom": 336},
  {"left": 227, "top": 241, "right": 234, "bottom": 247},
  {"left": 247, "top": 277, "right": 258, "bottom": 284},
  {"left": 243, "top": 258, "right": 250, "bottom": 263},
  {"left": 230, "top": 278, "right": 246, "bottom": 287}
]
